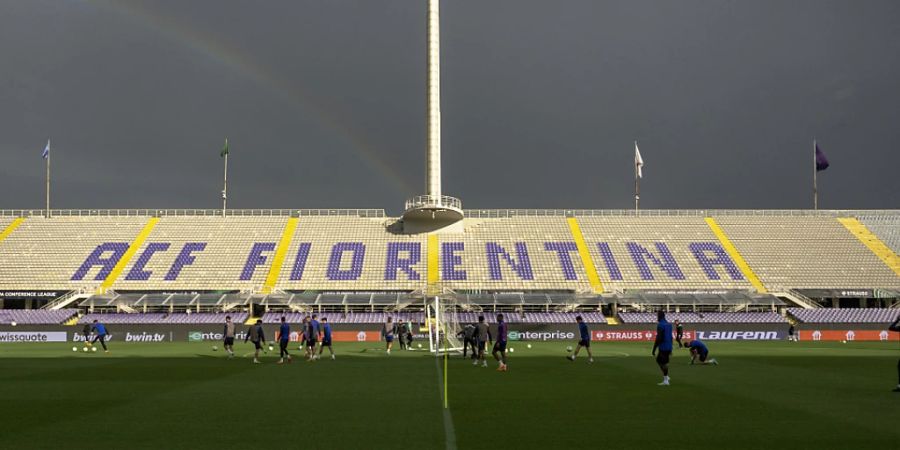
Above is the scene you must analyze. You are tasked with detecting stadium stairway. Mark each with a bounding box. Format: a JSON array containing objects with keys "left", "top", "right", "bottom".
[
  {"left": 43, "top": 290, "right": 92, "bottom": 311},
  {"left": 606, "top": 317, "right": 620, "bottom": 325},
  {"left": 777, "top": 290, "right": 820, "bottom": 309},
  {"left": 244, "top": 316, "right": 259, "bottom": 325},
  {"left": 64, "top": 315, "right": 79, "bottom": 326}
]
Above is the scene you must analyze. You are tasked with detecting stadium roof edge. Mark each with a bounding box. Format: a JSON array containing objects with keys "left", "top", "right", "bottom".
[
  {"left": 0, "top": 209, "right": 897, "bottom": 218},
  {"left": 0, "top": 209, "right": 387, "bottom": 218}
]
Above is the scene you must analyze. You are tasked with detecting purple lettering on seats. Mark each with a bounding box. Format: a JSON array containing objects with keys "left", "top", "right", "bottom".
[
  {"left": 441, "top": 242, "right": 467, "bottom": 281},
  {"left": 125, "top": 242, "right": 171, "bottom": 281},
  {"left": 385, "top": 242, "right": 421, "bottom": 281},
  {"left": 289, "top": 243, "right": 312, "bottom": 281},
  {"left": 326, "top": 242, "right": 365, "bottom": 281},
  {"left": 164, "top": 243, "right": 206, "bottom": 281},
  {"left": 486, "top": 242, "right": 534, "bottom": 280},
  {"left": 71, "top": 242, "right": 129, "bottom": 281},
  {"left": 626, "top": 242, "right": 685, "bottom": 280},
  {"left": 544, "top": 242, "right": 578, "bottom": 280},
  {"left": 688, "top": 242, "right": 744, "bottom": 280},
  {"left": 597, "top": 242, "right": 623, "bottom": 280},
  {"left": 239, "top": 242, "right": 275, "bottom": 281}
]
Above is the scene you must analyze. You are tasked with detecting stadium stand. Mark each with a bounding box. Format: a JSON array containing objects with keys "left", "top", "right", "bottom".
[
  {"left": 262, "top": 311, "right": 424, "bottom": 324},
  {"left": 0, "top": 217, "right": 15, "bottom": 237},
  {"left": 578, "top": 216, "right": 754, "bottom": 291},
  {"left": 787, "top": 308, "right": 900, "bottom": 323},
  {"left": 0, "top": 309, "right": 78, "bottom": 324},
  {"left": 78, "top": 312, "right": 249, "bottom": 324},
  {"left": 715, "top": 217, "right": 899, "bottom": 290},
  {"left": 0, "top": 216, "right": 149, "bottom": 291},
  {"left": 0, "top": 211, "right": 897, "bottom": 296},
  {"left": 421, "top": 217, "right": 594, "bottom": 292},
  {"left": 64, "top": 311, "right": 606, "bottom": 325},
  {"left": 276, "top": 216, "right": 426, "bottom": 291},
  {"left": 858, "top": 215, "right": 900, "bottom": 255},
  {"left": 78, "top": 313, "right": 167, "bottom": 324},
  {"left": 605, "top": 291, "right": 783, "bottom": 307},
  {"left": 618, "top": 312, "right": 786, "bottom": 324},
  {"left": 118, "top": 217, "right": 286, "bottom": 291}
]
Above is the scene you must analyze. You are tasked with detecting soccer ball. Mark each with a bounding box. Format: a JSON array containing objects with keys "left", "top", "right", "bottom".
[
  {"left": 212, "top": 345, "right": 218, "bottom": 351},
  {"left": 268, "top": 345, "right": 274, "bottom": 351},
  {"left": 72, "top": 346, "right": 78, "bottom": 352},
  {"left": 566, "top": 346, "right": 573, "bottom": 352},
  {"left": 508, "top": 348, "right": 514, "bottom": 353},
  {"left": 527, "top": 344, "right": 532, "bottom": 349},
  {"left": 82, "top": 347, "right": 89, "bottom": 352},
  {"left": 10, "top": 321, "right": 16, "bottom": 327},
  {"left": 841, "top": 340, "right": 847, "bottom": 344},
  {"left": 417, "top": 343, "right": 422, "bottom": 349},
  {"left": 91, "top": 347, "right": 97, "bottom": 352}
]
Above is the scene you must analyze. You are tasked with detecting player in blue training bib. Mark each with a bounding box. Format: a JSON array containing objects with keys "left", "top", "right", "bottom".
[
  {"left": 492, "top": 314, "right": 509, "bottom": 372},
  {"left": 318, "top": 317, "right": 336, "bottom": 360},
  {"left": 307, "top": 314, "right": 320, "bottom": 360},
  {"left": 278, "top": 316, "right": 292, "bottom": 364},
  {"left": 685, "top": 339, "right": 718, "bottom": 366},
  {"left": 652, "top": 311, "right": 673, "bottom": 386},
  {"left": 91, "top": 320, "right": 110, "bottom": 353},
  {"left": 567, "top": 315, "right": 594, "bottom": 363}
]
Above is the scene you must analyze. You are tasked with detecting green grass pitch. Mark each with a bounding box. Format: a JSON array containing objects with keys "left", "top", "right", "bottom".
[{"left": 1, "top": 341, "right": 898, "bottom": 449}]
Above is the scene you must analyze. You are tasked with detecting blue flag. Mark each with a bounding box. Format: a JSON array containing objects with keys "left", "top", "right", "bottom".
[
  {"left": 41, "top": 140, "right": 50, "bottom": 159},
  {"left": 815, "top": 144, "right": 829, "bottom": 172}
]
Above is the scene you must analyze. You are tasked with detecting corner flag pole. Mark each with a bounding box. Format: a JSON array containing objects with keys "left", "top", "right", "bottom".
[{"left": 812, "top": 139, "right": 817, "bottom": 210}]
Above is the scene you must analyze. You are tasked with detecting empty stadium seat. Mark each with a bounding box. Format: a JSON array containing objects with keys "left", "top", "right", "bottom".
[
  {"left": 618, "top": 312, "right": 786, "bottom": 324},
  {"left": 0, "top": 309, "right": 78, "bottom": 325},
  {"left": 716, "top": 217, "right": 898, "bottom": 290},
  {"left": 858, "top": 215, "right": 900, "bottom": 255},
  {"left": 0, "top": 212, "right": 896, "bottom": 292},
  {"left": 787, "top": 308, "right": 900, "bottom": 323}
]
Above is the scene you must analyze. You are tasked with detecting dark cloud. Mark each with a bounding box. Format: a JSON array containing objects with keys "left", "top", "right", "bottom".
[{"left": 1, "top": 0, "right": 897, "bottom": 214}]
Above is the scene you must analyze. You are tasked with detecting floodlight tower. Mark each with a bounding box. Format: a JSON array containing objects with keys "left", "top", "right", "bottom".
[{"left": 403, "top": 0, "right": 463, "bottom": 224}]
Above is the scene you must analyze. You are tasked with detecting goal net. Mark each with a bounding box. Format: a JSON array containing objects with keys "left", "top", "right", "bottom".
[{"left": 426, "top": 296, "right": 463, "bottom": 355}]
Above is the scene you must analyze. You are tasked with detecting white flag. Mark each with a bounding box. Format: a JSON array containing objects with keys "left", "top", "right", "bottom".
[
  {"left": 42, "top": 140, "right": 50, "bottom": 159},
  {"left": 634, "top": 142, "right": 644, "bottom": 178}
]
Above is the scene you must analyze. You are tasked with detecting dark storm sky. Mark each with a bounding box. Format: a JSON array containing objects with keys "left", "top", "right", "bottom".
[{"left": 1, "top": 0, "right": 898, "bottom": 214}]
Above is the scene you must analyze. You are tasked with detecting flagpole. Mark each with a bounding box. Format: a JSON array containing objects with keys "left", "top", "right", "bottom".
[
  {"left": 813, "top": 139, "right": 817, "bottom": 210},
  {"left": 45, "top": 139, "right": 51, "bottom": 218},
  {"left": 222, "top": 139, "right": 228, "bottom": 217},
  {"left": 634, "top": 141, "right": 640, "bottom": 212}
]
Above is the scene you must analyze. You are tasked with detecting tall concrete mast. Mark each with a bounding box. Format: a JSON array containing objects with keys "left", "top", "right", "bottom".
[{"left": 403, "top": 0, "right": 463, "bottom": 224}]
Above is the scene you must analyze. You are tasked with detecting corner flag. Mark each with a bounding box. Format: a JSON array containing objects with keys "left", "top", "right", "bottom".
[
  {"left": 42, "top": 140, "right": 50, "bottom": 159},
  {"left": 220, "top": 138, "right": 229, "bottom": 158}
]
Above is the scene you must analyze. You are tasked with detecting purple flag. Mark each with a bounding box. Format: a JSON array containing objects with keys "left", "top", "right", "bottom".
[{"left": 815, "top": 144, "right": 829, "bottom": 172}]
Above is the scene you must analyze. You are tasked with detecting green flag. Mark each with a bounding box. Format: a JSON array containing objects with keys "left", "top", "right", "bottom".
[{"left": 220, "top": 138, "right": 229, "bottom": 157}]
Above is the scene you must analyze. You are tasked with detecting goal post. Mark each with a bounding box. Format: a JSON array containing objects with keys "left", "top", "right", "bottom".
[{"left": 426, "top": 295, "right": 463, "bottom": 355}]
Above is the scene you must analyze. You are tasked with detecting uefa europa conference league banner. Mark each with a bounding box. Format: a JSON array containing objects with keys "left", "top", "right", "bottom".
[{"left": 0, "top": 323, "right": 818, "bottom": 343}]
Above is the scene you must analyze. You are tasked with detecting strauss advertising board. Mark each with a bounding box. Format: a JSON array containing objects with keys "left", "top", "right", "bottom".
[{"left": 592, "top": 330, "right": 694, "bottom": 342}]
